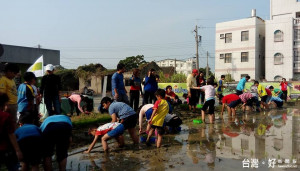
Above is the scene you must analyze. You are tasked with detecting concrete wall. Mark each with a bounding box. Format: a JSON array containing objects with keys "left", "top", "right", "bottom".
[
  {"left": 265, "top": 18, "right": 294, "bottom": 81},
  {"left": 79, "top": 76, "right": 103, "bottom": 94},
  {"left": 271, "top": 0, "right": 300, "bottom": 19},
  {"left": 0, "top": 44, "right": 60, "bottom": 65},
  {"left": 156, "top": 58, "right": 196, "bottom": 76},
  {"left": 215, "top": 17, "right": 265, "bottom": 81}
]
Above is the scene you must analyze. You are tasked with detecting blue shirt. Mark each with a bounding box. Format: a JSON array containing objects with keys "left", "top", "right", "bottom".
[
  {"left": 17, "top": 83, "right": 34, "bottom": 112},
  {"left": 40, "top": 115, "right": 72, "bottom": 132},
  {"left": 270, "top": 97, "right": 283, "bottom": 102},
  {"left": 108, "top": 102, "right": 136, "bottom": 119},
  {"left": 111, "top": 72, "right": 125, "bottom": 96},
  {"left": 144, "top": 76, "right": 158, "bottom": 92},
  {"left": 236, "top": 77, "right": 247, "bottom": 91},
  {"left": 15, "top": 124, "right": 41, "bottom": 142}
]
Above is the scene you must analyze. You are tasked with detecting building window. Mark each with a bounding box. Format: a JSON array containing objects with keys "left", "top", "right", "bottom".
[
  {"left": 274, "top": 30, "right": 284, "bottom": 42},
  {"left": 241, "top": 52, "right": 249, "bottom": 62},
  {"left": 295, "top": 50, "right": 300, "bottom": 61},
  {"left": 295, "top": 29, "right": 300, "bottom": 40},
  {"left": 225, "top": 33, "right": 232, "bottom": 43},
  {"left": 220, "top": 54, "right": 224, "bottom": 59},
  {"left": 241, "top": 31, "right": 249, "bottom": 41},
  {"left": 274, "top": 53, "right": 284, "bottom": 65},
  {"left": 296, "top": 12, "right": 300, "bottom": 18},
  {"left": 225, "top": 53, "right": 232, "bottom": 63}
]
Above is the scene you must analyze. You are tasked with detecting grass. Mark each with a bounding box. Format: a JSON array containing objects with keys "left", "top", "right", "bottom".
[{"left": 71, "top": 113, "right": 111, "bottom": 128}]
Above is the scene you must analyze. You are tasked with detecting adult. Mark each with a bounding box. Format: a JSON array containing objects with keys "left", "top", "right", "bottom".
[
  {"left": 280, "top": 78, "right": 288, "bottom": 102},
  {"left": 0, "top": 63, "right": 20, "bottom": 124},
  {"left": 186, "top": 69, "right": 199, "bottom": 113},
  {"left": 111, "top": 63, "right": 129, "bottom": 104},
  {"left": 236, "top": 75, "right": 250, "bottom": 95},
  {"left": 196, "top": 71, "right": 206, "bottom": 104},
  {"left": 40, "top": 115, "right": 72, "bottom": 171},
  {"left": 143, "top": 69, "right": 159, "bottom": 104},
  {"left": 40, "top": 64, "right": 61, "bottom": 116},
  {"left": 129, "top": 69, "right": 143, "bottom": 111},
  {"left": 101, "top": 97, "right": 139, "bottom": 144}
]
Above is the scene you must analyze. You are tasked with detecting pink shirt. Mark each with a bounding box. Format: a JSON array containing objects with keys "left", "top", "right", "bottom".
[
  {"left": 239, "top": 93, "right": 253, "bottom": 103},
  {"left": 68, "top": 94, "right": 84, "bottom": 113}
]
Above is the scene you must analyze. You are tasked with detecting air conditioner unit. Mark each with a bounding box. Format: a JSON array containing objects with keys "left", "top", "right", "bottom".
[{"left": 220, "top": 34, "right": 225, "bottom": 39}]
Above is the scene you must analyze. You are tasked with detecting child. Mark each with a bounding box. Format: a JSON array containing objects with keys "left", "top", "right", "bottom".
[
  {"left": 254, "top": 81, "right": 269, "bottom": 109},
  {"left": 268, "top": 86, "right": 283, "bottom": 98},
  {"left": 165, "top": 85, "right": 176, "bottom": 103},
  {"left": 68, "top": 94, "right": 88, "bottom": 116},
  {"left": 146, "top": 89, "right": 169, "bottom": 147},
  {"left": 280, "top": 78, "right": 288, "bottom": 102},
  {"left": 217, "top": 75, "right": 226, "bottom": 105},
  {"left": 238, "top": 93, "right": 253, "bottom": 112},
  {"left": 197, "top": 82, "right": 216, "bottom": 124},
  {"left": 17, "top": 72, "right": 37, "bottom": 124},
  {"left": 0, "top": 93, "right": 22, "bottom": 171},
  {"left": 250, "top": 85, "right": 261, "bottom": 112},
  {"left": 84, "top": 122, "right": 125, "bottom": 153},
  {"left": 220, "top": 93, "right": 241, "bottom": 116},
  {"left": 268, "top": 96, "right": 284, "bottom": 108},
  {"left": 15, "top": 113, "right": 42, "bottom": 171},
  {"left": 0, "top": 63, "right": 20, "bottom": 124},
  {"left": 40, "top": 115, "right": 72, "bottom": 171},
  {"left": 101, "top": 97, "right": 139, "bottom": 144},
  {"left": 164, "top": 114, "right": 182, "bottom": 132},
  {"left": 138, "top": 104, "right": 154, "bottom": 134}
]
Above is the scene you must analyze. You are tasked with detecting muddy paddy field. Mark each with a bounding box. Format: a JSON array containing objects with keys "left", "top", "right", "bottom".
[{"left": 64, "top": 105, "right": 300, "bottom": 171}]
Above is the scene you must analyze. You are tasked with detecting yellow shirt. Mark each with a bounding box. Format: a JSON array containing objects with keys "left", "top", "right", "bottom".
[
  {"left": 0, "top": 76, "right": 18, "bottom": 104},
  {"left": 186, "top": 74, "right": 197, "bottom": 91},
  {"left": 257, "top": 84, "right": 267, "bottom": 97},
  {"left": 151, "top": 99, "right": 169, "bottom": 127}
]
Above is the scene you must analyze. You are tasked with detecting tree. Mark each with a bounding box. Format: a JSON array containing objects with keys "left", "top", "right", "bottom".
[
  {"left": 119, "top": 55, "right": 147, "bottom": 70},
  {"left": 75, "top": 63, "right": 106, "bottom": 80},
  {"left": 198, "top": 67, "right": 214, "bottom": 78}
]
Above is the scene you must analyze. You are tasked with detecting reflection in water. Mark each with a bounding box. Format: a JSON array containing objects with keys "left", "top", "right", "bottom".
[{"left": 66, "top": 107, "right": 300, "bottom": 170}]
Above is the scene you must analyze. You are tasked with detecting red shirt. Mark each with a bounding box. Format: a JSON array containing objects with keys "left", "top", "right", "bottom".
[
  {"left": 222, "top": 94, "right": 240, "bottom": 104},
  {"left": 165, "top": 91, "right": 176, "bottom": 101},
  {"left": 0, "top": 111, "right": 15, "bottom": 151},
  {"left": 266, "top": 88, "right": 272, "bottom": 96},
  {"left": 280, "top": 82, "right": 288, "bottom": 91}
]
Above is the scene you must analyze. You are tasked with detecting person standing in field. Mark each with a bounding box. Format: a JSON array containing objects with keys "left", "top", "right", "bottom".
[
  {"left": 196, "top": 71, "right": 206, "bottom": 104},
  {"left": 217, "top": 75, "right": 226, "bottom": 105},
  {"left": 129, "top": 69, "right": 143, "bottom": 111},
  {"left": 0, "top": 63, "right": 20, "bottom": 124},
  {"left": 236, "top": 75, "right": 250, "bottom": 95},
  {"left": 112, "top": 63, "right": 129, "bottom": 104},
  {"left": 280, "top": 78, "right": 288, "bottom": 102},
  {"left": 143, "top": 69, "right": 159, "bottom": 104},
  {"left": 40, "top": 64, "right": 61, "bottom": 116},
  {"left": 186, "top": 69, "right": 199, "bottom": 113}
]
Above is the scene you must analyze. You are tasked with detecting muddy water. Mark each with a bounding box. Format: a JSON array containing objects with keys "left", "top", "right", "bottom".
[{"left": 66, "top": 107, "right": 300, "bottom": 171}]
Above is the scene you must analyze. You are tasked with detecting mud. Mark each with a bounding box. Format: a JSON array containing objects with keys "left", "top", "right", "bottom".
[{"left": 66, "top": 106, "right": 300, "bottom": 171}]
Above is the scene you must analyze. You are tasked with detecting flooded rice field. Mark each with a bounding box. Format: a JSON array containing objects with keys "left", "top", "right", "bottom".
[{"left": 66, "top": 106, "right": 300, "bottom": 171}]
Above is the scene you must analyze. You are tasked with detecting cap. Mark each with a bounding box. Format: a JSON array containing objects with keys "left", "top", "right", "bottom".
[
  {"left": 192, "top": 69, "right": 198, "bottom": 74},
  {"left": 45, "top": 64, "right": 54, "bottom": 71}
]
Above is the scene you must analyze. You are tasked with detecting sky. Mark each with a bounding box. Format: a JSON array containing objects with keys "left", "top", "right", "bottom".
[{"left": 0, "top": 0, "right": 270, "bottom": 70}]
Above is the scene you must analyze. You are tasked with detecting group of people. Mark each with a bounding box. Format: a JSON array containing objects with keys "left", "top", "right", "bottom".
[
  {"left": 0, "top": 63, "right": 74, "bottom": 171},
  {"left": 0, "top": 61, "right": 291, "bottom": 171}
]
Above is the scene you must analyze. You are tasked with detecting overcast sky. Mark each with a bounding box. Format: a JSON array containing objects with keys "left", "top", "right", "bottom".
[{"left": 0, "top": 0, "right": 270, "bottom": 70}]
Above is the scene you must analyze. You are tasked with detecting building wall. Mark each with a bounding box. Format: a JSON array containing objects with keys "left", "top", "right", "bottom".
[
  {"left": 271, "top": 0, "right": 300, "bottom": 19},
  {"left": 1, "top": 44, "right": 60, "bottom": 65},
  {"left": 215, "top": 17, "right": 265, "bottom": 81},
  {"left": 156, "top": 58, "right": 196, "bottom": 76},
  {"left": 265, "top": 18, "right": 294, "bottom": 81}
]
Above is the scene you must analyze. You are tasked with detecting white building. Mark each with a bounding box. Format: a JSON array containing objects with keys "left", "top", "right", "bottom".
[
  {"left": 265, "top": 0, "right": 300, "bottom": 81},
  {"left": 155, "top": 58, "right": 196, "bottom": 76},
  {"left": 215, "top": 11, "right": 265, "bottom": 81}
]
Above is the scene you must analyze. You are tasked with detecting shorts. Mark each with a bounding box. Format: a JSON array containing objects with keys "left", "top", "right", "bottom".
[
  {"left": 151, "top": 125, "right": 165, "bottom": 135},
  {"left": 107, "top": 124, "right": 125, "bottom": 137},
  {"left": 274, "top": 101, "right": 283, "bottom": 108},
  {"left": 228, "top": 99, "right": 241, "bottom": 108},
  {"left": 121, "top": 114, "right": 138, "bottom": 129},
  {"left": 261, "top": 95, "right": 268, "bottom": 103},
  {"left": 145, "top": 108, "right": 153, "bottom": 121},
  {"left": 42, "top": 122, "right": 72, "bottom": 162},
  {"left": 18, "top": 136, "right": 43, "bottom": 165},
  {"left": 245, "top": 98, "right": 254, "bottom": 107},
  {"left": 201, "top": 99, "right": 215, "bottom": 114}
]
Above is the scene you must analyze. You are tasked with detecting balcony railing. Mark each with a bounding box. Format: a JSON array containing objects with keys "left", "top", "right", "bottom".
[
  {"left": 295, "top": 56, "right": 300, "bottom": 62},
  {"left": 295, "top": 18, "right": 300, "bottom": 25}
]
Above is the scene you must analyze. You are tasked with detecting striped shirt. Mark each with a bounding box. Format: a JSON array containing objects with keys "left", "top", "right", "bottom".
[{"left": 239, "top": 93, "right": 253, "bottom": 103}]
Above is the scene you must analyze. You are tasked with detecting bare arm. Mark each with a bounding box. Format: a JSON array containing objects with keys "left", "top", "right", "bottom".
[
  {"left": 221, "top": 103, "right": 225, "bottom": 115},
  {"left": 139, "top": 110, "right": 145, "bottom": 133},
  {"left": 111, "top": 113, "right": 118, "bottom": 123},
  {"left": 84, "top": 135, "right": 99, "bottom": 153},
  {"left": 8, "top": 134, "right": 22, "bottom": 160}
]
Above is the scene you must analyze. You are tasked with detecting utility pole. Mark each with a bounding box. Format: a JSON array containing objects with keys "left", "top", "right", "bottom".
[
  {"left": 194, "top": 25, "right": 201, "bottom": 70},
  {"left": 206, "top": 51, "right": 209, "bottom": 79},
  {"left": 174, "top": 58, "right": 177, "bottom": 74}
]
